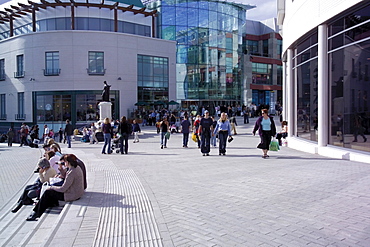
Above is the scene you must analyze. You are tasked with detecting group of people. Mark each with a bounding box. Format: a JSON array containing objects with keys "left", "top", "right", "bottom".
[{"left": 11, "top": 139, "right": 87, "bottom": 221}]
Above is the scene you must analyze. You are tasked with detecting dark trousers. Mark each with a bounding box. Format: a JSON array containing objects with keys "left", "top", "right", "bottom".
[
  {"left": 20, "top": 135, "right": 27, "bottom": 146},
  {"left": 258, "top": 130, "right": 272, "bottom": 150},
  {"left": 19, "top": 182, "right": 41, "bottom": 204},
  {"left": 120, "top": 133, "right": 129, "bottom": 154},
  {"left": 201, "top": 131, "right": 211, "bottom": 154},
  {"left": 218, "top": 131, "right": 228, "bottom": 154},
  {"left": 33, "top": 189, "right": 64, "bottom": 216},
  {"left": 182, "top": 133, "right": 189, "bottom": 147},
  {"left": 244, "top": 114, "right": 249, "bottom": 124}
]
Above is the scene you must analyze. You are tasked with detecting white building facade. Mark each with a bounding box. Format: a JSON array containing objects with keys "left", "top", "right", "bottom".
[
  {"left": 278, "top": 0, "right": 370, "bottom": 163},
  {"left": 0, "top": 0, "right": 176, "bottom": 133}
]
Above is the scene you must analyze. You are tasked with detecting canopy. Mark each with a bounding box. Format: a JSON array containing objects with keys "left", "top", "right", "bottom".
[
  {"left": 168, "top": 100, "right": 180, "bottom": 105},
  {"left": 135, "top": 101, "right": 148, "bottom": 106}
]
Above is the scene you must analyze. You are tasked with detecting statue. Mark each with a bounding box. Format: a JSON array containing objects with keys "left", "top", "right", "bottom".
[{"left": 102, "top": 81, "right": 111, "bottom": 102}]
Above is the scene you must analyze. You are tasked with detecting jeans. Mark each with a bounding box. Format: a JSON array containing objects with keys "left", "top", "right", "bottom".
[
  {"left": 120, "top": 133, "right": 129, "bottom": 154},
  {"left": 102, "top": 133, "right": 111, "bottom": 153},
  {"left": 182, "top": 133, "right": 189, "bottom": 147},
  {"left": 66, "top": 135, "right": 72, "bottom": 148},
  {"left": 218, "top": 131, "right": 228, "bottom": 154},
  {"left": 160, "top": 132, "right": 167, "bottom": 146},
  {"left": 211, "top": 134, "right": 217, "bottom": 147}
]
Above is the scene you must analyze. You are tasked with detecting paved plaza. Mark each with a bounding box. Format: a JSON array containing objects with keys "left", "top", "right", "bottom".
[{"left": 0, "top": 118, "right": 370, "bottom": 246}]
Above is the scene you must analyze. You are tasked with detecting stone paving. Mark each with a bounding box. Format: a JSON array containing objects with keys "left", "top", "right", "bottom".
[{"left": 1, "top": 117, "right": 370, "bottom": 246}]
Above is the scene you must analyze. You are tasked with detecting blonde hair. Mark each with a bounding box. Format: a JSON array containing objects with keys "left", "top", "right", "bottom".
[{"left": 104, "top": 118, "right": 110, "bottom": 124}]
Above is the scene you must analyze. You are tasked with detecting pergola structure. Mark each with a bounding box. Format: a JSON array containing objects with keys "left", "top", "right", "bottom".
[{"left": 0, "top": 0, "right": 157, "bottom": 37}]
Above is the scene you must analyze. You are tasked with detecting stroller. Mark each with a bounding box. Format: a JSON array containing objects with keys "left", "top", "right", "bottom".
[
  {"left": 170, "top": 124, "right": 178, "bottom": 134},
  {"left": 111, "top": 134, "right": 121, "bottom": 153}
]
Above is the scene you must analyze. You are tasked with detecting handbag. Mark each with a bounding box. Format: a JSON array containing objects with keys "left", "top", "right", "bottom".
[
  {"left": 165, "top": 132, "right": 170, "bottom": 140},
  {"left": 192, "top": 133, "right": 197, "bottom": 142},
  {"left": 269, "top": 138, "right": 280, "bottom": 151},
  {"left": 227, "top": 136, "right": 233, "bottom": 143}
]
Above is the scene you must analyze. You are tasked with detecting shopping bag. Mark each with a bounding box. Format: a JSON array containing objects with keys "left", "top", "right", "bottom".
[
  {"left": 40, "top": 182, "right": 51, "bottom": 198},
  {"left": 269, "top": 138, "right": 280, "bottom": 151},
  {"left": 165, "top": 132, "right": 170, "bottom": 140},
  {"left": 192, "top": 133, "right": 197, "bottom": 142}
]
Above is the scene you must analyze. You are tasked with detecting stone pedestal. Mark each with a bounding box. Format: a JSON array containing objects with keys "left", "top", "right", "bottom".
[{"left": 98, "top": 101, "right": 112, "bottom": 121}]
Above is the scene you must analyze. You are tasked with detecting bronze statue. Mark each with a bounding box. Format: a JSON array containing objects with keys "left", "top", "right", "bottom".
[{"left": 102, "top": 81, "right": 111, "bottom": 102}]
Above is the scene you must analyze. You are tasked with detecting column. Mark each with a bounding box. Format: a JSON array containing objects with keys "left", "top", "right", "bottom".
[
  {"left": 286, "top": 48, "right": 294, "bottom": 137},
  {"left": 318, "top": 24, "right": 328, "bottom": 147}
]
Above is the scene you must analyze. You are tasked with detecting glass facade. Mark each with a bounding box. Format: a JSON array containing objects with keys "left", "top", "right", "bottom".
[
  {"left": 0, "top": 17, "right": 151, "bottom": 41},
  {"left": 328, "top": 5, "right": 370, "bottom": 151},
  {"left": 0, "top": 59, "right": 4, "bottom": 80},
  {"left": 137, "top": 55, "right": 169, "bottom": 102},
  {"left": 0, "top": 94, "right": 5, "bottom": 119},
  {"left": 293, "top": 33, "right": 318, "bottom": 141},
  {"left": 148, "top": 0, "right": 247, "bottom": 104},
  {"left": 252, "top": 63, "right": 272, "bottom": 85}
]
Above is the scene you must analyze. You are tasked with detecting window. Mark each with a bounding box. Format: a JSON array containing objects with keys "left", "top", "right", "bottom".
[
  {"left": 15, "top": 55, "right": 24, "bottom": 78},
  {"left": 252, "top": 63, "right": 272, "bottom": 84},
  {"left": 16, "top": 92, "right": 25, "bottom": 120},
  {"left": 0, "top": 59, "right": 4, "bottom": 80},
  {"left": 247, "top": 40, "right": 259, "bottom": 56},
  {"left": 0, "top": 94, "right": 6, "bottom": 119},
  {"left": 44, "top": 52, "right": 60, "bottom": 76},
  {"left": 88, "top": 52, "right": 105, "bottom": 75},
  {"left": 263, "top": 40, "right": 269, "bottom": 57}
]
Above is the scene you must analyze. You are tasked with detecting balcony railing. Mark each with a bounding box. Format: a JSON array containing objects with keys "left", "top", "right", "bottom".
[
  {"left": 87, "top": 68, "right": 106, "bottom": 75},
  {"left": 44, "top": 68, "right": 61, "bottom": 76},
  {"left": 14, "top": 71, "right": 25, "bottom": 78},
  {"left": 0, "top": 114, "right": 6, "bottom": 120},
  {"left": 15, "top": 113, "right": 26, "bottom": 120}
]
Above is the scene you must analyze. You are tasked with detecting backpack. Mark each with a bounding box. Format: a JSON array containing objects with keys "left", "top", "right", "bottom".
[{"left": 127, "top": 123, "right": 133, "bottom": 135}]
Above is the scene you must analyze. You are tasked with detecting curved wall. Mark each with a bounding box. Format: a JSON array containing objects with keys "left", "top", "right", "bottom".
[{"left": 282, "top": 0, "right": 363, "bottom": 51}]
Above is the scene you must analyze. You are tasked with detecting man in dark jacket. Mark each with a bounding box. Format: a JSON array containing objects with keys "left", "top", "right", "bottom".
[{"left": 65, "top": 119, "right": 74, "bottom": 148}]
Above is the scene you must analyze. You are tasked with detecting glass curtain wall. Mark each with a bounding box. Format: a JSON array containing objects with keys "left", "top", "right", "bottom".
[
  {"left": 328, "top": 4, "right": 370, "bottom": 151},
  {"left": 293, "top": 33, "right": 318, "bottom": 141},
  {"left": 150, "top": 0, "right": 246, "bottom": 103}
]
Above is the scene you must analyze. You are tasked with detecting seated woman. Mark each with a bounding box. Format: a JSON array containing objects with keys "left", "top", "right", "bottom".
[
  {"left": 11, "top": 158, "right": 56, "bottom": 213},
  {"left": 44, "top": 150, "right": 60, "bottom": 174},
  {"left": 26, "top": 154, "right": 84, "bottom": 221},
  {"left": 276, "top": 121, "right": 288, "bottom": 146},
  {"left": 46, "top": 138, "right": 62, "bottom": 154}
]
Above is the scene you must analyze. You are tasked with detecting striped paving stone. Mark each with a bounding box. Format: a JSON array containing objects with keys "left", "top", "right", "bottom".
[{"left": 93, "top": 169, "right": 162, "bottom": 247}]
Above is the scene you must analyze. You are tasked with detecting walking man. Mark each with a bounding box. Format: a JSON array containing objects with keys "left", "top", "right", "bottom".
[
  {"left": 199, "top": 110, "right": 214, "bottom": 156},
  {"left": 65, "top": 120, "right": 73, "bottom": 148}
]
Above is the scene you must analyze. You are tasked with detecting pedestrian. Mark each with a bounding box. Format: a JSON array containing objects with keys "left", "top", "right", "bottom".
[
  {"left": 64, "top": 119, "right": 74, "bottom": 148},
  {"left": 243, "top": 106, "right": 250, "bottom": 124},
  {"left": 117, "top": 116, "right": 130, "bottom": 154},
  {"left": 252, "top": 109, "right": 277, "bottom": 158},
  {"left": 19, "top": 123, "right": 29, "bottom": 147},
  {"left": 160, "top": 116, "right": 169, "bottom": 149},
  {"left": 211, "top": 116, "right": 217, "bottom": 147},
  {"left": 213, "top": 112, "right": 232, "bottom": 155},
  {"left": 199, "top": 110, "right": 213, "bottom": 156},
  {"left": 193, "top": 115, "right": 202, "bottom": 148},
  {"left": 132, "top": 119, "right": 141, "bottom": 143},
  {"left": 353, "top": 114, "right": 367, "bottom": 142},
  {"left": 181, "top": 116, "right": 191, "bottom": 148},
  {"left": 276, "top": 121, "right": 288, "bottom": 146},
  {"left": 43, "top": 124, "right": 50, "bottom": 143},
  {"left": 7, "top": 127, "right": 14, "bottom": 147},
  {"left": 230, "top": 114, "right": 238, "bottom": 135},
  {"left": 101, "top": 117, "right": 113, "bottom": 154},
  {"left": 58, "top": 127, "right": 63, "bottom": 143}
]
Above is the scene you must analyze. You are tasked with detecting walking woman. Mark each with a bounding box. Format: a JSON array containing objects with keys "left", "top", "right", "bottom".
[
  {"left": 213, "top": 112, "right": 232, "bottom": 155},
  {"left": 252, "top": 109, "right": 276, "bottom": 158},
  {"left": 160, "top": 116, "right": 170, "bottom": 149},
  {"left": 101, "top": 117, "right": 113, "bottom": 154}
]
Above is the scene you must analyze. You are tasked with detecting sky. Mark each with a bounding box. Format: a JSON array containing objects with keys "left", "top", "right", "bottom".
[
  {"left": 243, "top": 0, "right": 277, "bottom": 21},
  {"left": 0, "top": 0, "right": 278, "bottom": 21}
]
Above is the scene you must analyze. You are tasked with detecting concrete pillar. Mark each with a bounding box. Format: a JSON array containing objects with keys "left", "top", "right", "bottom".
[
  {"left": 318, "top": 24, "right": 329, "bottom": 147},
  {"left": 286, "top": 48, "right": 294, "bottom": 137},
  {"left": 98, "top": 102, "right": 112, "bottom": 121}
]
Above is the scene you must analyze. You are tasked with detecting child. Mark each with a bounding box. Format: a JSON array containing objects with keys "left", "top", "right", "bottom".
[
  {"left": 155, "top": 121, "right": 161, "bottom": 134},
  {"left": 132, "top": 120, "right": 141, "bottom": 143}
]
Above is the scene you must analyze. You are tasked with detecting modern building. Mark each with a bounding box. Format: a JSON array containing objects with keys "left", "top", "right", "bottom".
[
  {"left": 145, "top": 0, "right": 254, "bottom": 111},
  {"left": 278, "top": 0, "right": 370, "bottom": 162},
  {"left": 243, "top": 19, "right": 283, "bottom": 113},
  {"left": 0, "top": 0, "right": 176, "bottom": 133}
]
